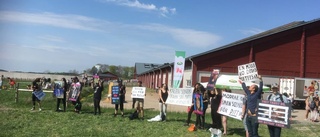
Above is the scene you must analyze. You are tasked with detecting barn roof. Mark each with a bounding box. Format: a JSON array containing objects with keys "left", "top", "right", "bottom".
[
  {"left": 135, "top": 63, "right": 162, "bottom": 75},
  {"left": 188, "top": 18, "right": 320, "bottom": 59}
]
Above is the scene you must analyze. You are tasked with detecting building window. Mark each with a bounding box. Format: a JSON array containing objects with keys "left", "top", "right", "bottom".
[{"left": 186, "top": 80, "right": 191, "bottom": 87}]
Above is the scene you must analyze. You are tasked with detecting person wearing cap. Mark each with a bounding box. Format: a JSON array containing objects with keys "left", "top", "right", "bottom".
[
  {"left": 239, "top": 75, "right": 263, "bottom": 137},
  {"left": 266, "top": 83, "right": 289, "bottom": 137}
]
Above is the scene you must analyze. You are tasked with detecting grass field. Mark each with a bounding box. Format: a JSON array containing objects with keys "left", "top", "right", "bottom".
[{"left": 0, "top": 81, "right": 320, "bottom": 137}]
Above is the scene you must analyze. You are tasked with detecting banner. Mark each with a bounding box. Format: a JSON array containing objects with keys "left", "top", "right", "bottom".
[
  {"left": 218, "top": 92, "right": 245, "bottom": 120},
  {"left": 206, "top": 69, "right": 220, "bottom": 90},
  {"left": 111, "top": 86, "right": 120, "bottom": 104},
  {"left": 173, "top": 51, "right": 186, "bottom": 88},
  {"left": 68, "top": 82, "right": 81, "bottom": 102},
  {"left": 166, "top": 88, "right": 193, "bottom": 106},
  {"left": 238, "top": 62, "right": 259, "bottom": 82},
  {"left": 131, "top": 87, "right": 146, "bottom": 99},
  {"left": 33, "top": 90, "right": 46, "bottom": 100},
  {"left": 257, "top": 100, "right": 292, "bottom": 128}
]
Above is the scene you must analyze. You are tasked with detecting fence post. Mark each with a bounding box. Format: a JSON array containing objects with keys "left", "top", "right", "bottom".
[{"left": 15, "top": 83, "right": 19, "bottom": 103}]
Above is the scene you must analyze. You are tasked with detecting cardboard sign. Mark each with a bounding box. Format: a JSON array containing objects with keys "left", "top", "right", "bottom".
[
  {"left": 33, "top": 90, "right": 46, "bottom": 100},
  {"left": 257, "top": 100, "right": 292, "bottom": 128},
  {"left": 218, "top": 92, "right": 245, "bottom": 120},
  {"left": 131, "top": 87, "right": 146, "bottom": 99},
  {"left": 53, "top": 88, "right": 64, "bottom": 98},
  {"left": 238, "top": 62, "right": 259, "bottom": 82},
  {"left": 165, "top": 88, "right": 193, "bottom": 106},
  {"left": 111, "top": 86, "right": 120, "bottom": 104},
  {"left": 68, "top": 82, "right": 81, "bottom": 102}
]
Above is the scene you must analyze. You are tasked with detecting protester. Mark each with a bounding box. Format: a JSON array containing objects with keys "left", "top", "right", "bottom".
[
  {"left": 114, "top": 81, "right": 125, "bottom": 117},
  {"left": 158, "top": 83, "right": 169, "bottom": 121},
  {"left": 184, "top": 83, "right": 201, "bottom": 126},
  {"left": 0, "top": 75, "right": 4, "bottom": 90},
  {"left": 135, "top": 81, "right": 145, "bottom": 120},
  {"left": 309, "top": 96, "right": 319, "bottom": 122},
  {"left": 8, "top": 77, "right": 15, "bottom": 89},
  {"left": 239, "top": 75, "right": 263, "bottom": 137},
  {"left": 61, "top": 78, "right": 68, "bottom": 112},
  {"left": 200, "top": 88, "right": 209, "bottom": 129},
  {"left": 70, "top": 77, "right": 82, "bottom": 113},
  {"left": 93, "top": 80, "right": 104, "bottom": 115},
  {"left": 241, "top": 94, "right": 249, "bottom": 137},
  {"left": 54, "top": 82, "right": 64, "bottom": 112},
  {"left": 31, "top": 80, "right": 42, "bottom": 111},
  {"left": 209, "top": 88, "right": 222, "bottom": 130},
  {"left": 221, "top": 89, "right": 231, "bottom": 135},
  {"left": 266, "top": 83, "right": 289, "bottom": 137}
]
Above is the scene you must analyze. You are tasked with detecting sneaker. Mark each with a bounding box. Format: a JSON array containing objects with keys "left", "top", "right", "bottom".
[
  {"left": 39, "top": 108, "right": 42, "bottom": 111},
  {"left": 31, "top": 107, "right": 35, "bottom": 111}
]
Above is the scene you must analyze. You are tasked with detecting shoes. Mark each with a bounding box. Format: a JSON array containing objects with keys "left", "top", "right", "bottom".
[
  {"left": 31, "top": 107, "right": 35, "bottom": 111},
  {"left": 114, "top": 114, "right": 117, "bottom": 117},
  {"left": 39, "top": 108, "right": 42, "bottom": 111}
]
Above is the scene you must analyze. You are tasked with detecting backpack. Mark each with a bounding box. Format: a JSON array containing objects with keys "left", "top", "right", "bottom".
[
  {"left": 129, "top": 110, "right": 139, "bottom": 120},
  {"left": 268, "top": 94, "right": 284, "bottom": 103},
  {"left": 309, "top": 100, "right": 316, "bottom": 110}
]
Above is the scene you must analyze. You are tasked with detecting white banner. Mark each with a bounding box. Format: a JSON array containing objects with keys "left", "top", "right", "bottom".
[
  {"left": 238, "top": 62, "right": 259, "bottom": 82},
  {"left": 218, "top": 92, "right": 245, "bottom": 120},
  {"left": 173, "top": 51, "right": 186, "bottom": 88},
  {"left": 166, "top": 88, "right": 193, "bottom": 106},
  {"left": 131, "top": 87, "right": 146, "bottom": 99}
]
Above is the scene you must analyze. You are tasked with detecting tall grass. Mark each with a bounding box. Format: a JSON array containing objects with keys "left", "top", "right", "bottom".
[{"left": 0, "top": 82, "right": 319, "bottom": 137}]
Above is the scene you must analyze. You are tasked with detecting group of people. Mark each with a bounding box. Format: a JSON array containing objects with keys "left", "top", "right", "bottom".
[{"left": 183, "top": 75, "right": 295, "bottom": 137}]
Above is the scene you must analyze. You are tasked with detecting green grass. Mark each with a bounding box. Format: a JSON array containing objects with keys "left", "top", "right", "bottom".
[{"left": 0, "top": 82, "right": 319, "bottom": 137}]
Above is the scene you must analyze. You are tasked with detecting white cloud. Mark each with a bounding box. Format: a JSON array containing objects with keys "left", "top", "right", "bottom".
[
  {"left": 0, "top": 11, "right": 220, "bottom": 48},
  {"left": 239, "top": 28, "right": 265, "bottom": 36},
  {"left": 0, "top": 11, "right": 109, "bottom": 32},
  {"left": 137, "top": 23, "right": 221, "bottom": 48},
  {"left": 37, "top": 35, "right": 65, "bottom": 43},
  {"left": 102, "top": 0, "right": 176, "bottom": 17}
]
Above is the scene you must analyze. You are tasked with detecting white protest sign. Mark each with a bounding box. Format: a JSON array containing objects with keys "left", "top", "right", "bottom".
[
  {"left": 131, "top": 87, "right": 146, "bottom": 99},
  {"left": 257, "top": 100, "right": 291, "bottom": 128},
  {"left": 218, "top": 92, "right": 245, "bottom": 120},
  {"left": 238, "top": 62, "right": 259, "bottom": 82},
  {"left": 166, "top": 88, "right": 193, "bottom": 106}
]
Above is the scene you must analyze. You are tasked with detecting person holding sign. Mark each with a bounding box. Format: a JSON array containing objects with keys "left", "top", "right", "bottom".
[
  {"left": 184, "top": 83, "right": 202, "bottom": 126},
  {"left": 239, "top": 75, "right": 263, "bottom": 137},
  {"left": 30, "top": 83, "right": 42, "bottom": 111},
  {"left": 114, "top": 82, "right": 125, "bottom": 117},
  {"left": 93, "top": 80, "right": 104, "bottom": 115},
  {"left": 209, "top": 88, "right": 222, "bottom": 130},
  {"left": 158, "top": 83, "right": 169, "bottom": 121},
  {"left": 266, "top": 83, "right": 289, "bottom": 137},
  {"left": 70, "top": 77, "right": 82, "bottom": 113}
]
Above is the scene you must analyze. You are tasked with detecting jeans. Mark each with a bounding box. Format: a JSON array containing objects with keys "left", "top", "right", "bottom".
[
  {"left": 159, "top": 103, "right": 167, "bottom": 117},
  {"left": 268, "top": 125, "right": 281, "bottom": 137},
  {"left": 246, "top": 115, "right": 259, "bottom": 137}
]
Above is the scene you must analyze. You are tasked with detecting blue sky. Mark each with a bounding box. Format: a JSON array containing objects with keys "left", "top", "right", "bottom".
[{"left": 0, "top": 0, "right": 319, "bottom": 73}]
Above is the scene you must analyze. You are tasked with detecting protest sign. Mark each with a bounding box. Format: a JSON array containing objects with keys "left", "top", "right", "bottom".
[
  {"left": 238, "top": 62, "right": 259, "bottom": 82},
  {"left": 257, "top": 100, "right": 292, "bottom": 128},
  {"left": 111, "top": 86, "right": 120, "bottom": 104},
  {"left": 53, "top": 88, "right": 64, "bottom": 98},
  {"left": 166, "top": 88, "right": 193, "bottom": 106},
  {"left": 33, "top": 90, "right": 46, "bottom": 100},
  {"left": 131, "top": 87, "right": 146, "bottom": 99},
  {"left": 218, "top": 92, "right": 245, "bottom": 120},
  {"left": 68, "top": 83, "right": 81, "bottom": 102},
  {"left": 206, "top": 69, "right": 220, "bottom": 90}
]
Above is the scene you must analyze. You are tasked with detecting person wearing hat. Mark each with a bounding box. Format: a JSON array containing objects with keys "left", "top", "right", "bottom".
[{"left": 266, "top": 83, "right": 289, "bottom": 137}]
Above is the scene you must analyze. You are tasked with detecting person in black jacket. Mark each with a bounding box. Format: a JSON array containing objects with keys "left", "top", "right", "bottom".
[
  {"left": 114, "top": 81, "right": 125, "bottom": 117},
  {"left": 93, "top": 80, "right": 104, "bottom": 115}
]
